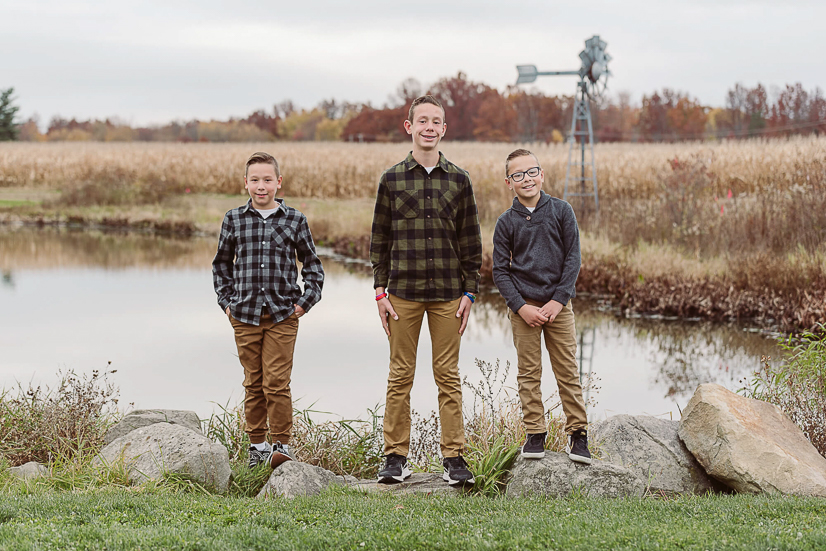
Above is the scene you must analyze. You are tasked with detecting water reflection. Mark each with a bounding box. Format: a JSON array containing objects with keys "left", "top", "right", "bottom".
[{"left": 1, "top": 227, "right": 780, "bottom": 422}]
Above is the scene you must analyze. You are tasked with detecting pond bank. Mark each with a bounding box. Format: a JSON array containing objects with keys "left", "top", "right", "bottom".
[{"left": 2, "top": 202, "right": 822, "bottom": 334}]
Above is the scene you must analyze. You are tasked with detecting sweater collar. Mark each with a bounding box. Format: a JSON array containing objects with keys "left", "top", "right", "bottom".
[{"left": 511, "top": 191, "right": 550, "bottom": 213}]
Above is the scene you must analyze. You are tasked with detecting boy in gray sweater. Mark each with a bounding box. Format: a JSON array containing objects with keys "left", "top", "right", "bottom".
[{"left": 492, "top": 148, "right": 591, "bottom": 464}]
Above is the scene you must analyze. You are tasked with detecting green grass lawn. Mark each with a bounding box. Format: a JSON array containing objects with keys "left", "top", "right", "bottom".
[{"left": 1, "top": 487, "right": 824, "bottom": 550}]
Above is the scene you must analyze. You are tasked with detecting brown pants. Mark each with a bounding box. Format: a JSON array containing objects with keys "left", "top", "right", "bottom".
[
  {"left": 510, "top": 299, "right": 587, "bottom": 434},
  {"left": 384, "top": 294, "right": 465, "bottom": 458},
  {"left": 230, "top": 312, "right": 299, "bottom": 445}
]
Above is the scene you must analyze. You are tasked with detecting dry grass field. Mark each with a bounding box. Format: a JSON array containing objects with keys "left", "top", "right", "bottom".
[{"left": 1, "top": 138, "right": 825, "bottom": 331}]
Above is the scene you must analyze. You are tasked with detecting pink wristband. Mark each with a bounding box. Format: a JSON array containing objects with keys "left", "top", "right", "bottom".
[{"left": 375, "top": 292, "right": 388, "bottom": 301}]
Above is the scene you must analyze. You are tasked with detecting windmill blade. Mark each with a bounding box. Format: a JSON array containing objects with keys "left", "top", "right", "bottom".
[{"left": 516, "top": 65, "right": 539, "bottom": 84}]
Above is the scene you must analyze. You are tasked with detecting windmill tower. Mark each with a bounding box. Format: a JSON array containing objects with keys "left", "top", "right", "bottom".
[{"left": 515, "top": 35, "right": 612, "bottom": 212}]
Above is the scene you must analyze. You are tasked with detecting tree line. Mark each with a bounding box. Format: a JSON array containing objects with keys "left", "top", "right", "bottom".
[{"left": 2, "top": 74, "right": 824, "bottom": 143}]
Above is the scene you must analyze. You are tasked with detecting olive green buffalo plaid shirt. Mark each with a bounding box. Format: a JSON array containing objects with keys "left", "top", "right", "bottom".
[{"left": 370, "top": 152, "right": 482, "bottom": 302}]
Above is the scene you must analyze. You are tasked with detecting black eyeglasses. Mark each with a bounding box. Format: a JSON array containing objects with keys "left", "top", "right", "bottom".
[{"left": 507, "top": 166, "right": 541, "bottom": 183}]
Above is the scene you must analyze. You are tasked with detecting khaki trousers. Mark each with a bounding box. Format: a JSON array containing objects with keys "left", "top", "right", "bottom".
[
  {"left": 510, "top": 299, "right": 587, "bottom": 434},
  {"left": 384, "top": 294, "right": 465, "bottom": 458},
  {"left": 230, "top": 312, "right": 299, "bottom": 445}
]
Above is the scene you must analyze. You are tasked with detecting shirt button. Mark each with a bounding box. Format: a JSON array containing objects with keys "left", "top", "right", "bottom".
[
  {"left": 526, "top": 216, "right": 531, "bottom": 221},
  {"left": 261, "top": 264, "right": 265, "bottom": 268},
  {"left": 426, "top": 196, "right": 431, "bottom": 199},
  {"left": 261, "top": 288, "right": 265, "bottom": 292},
  {"left": 427, "top": 215, "right": 431, "bottom": 218}
]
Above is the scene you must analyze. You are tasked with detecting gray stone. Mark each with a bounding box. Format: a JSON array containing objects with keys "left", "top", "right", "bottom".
[
  {"left": 257, "top": 461, "right": 343, "bottom": 499},
  {"left": 8, "top": 461, "right": 48, "bottom": 480},
  {"left": 679, "top": 383, "right": 826, "bottom": 497},
  {"left": 105, "top": 409, "right": 202, "bottom": 445},
  {"left": 591, "top": 414, "right": 719, "bottom": 495},
  {"left": 351, "top": 473, "right": 468, "bottom": 496},
  {"left": 96, "top": 422, "right": 230, "bottom": 493},
  {"left": 505, "top": 452, "right": 645, "bottom": 498}
]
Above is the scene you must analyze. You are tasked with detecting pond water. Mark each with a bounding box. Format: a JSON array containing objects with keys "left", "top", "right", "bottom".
[{"left": 0, "top": 227, "right": 780, "bottom": 425}]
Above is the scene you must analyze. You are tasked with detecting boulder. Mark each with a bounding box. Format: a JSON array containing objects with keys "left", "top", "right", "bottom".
[
  {"left": 591, "top": 414, "right": 719, "bottom": 495},
  {"left": 352, "top": 473, "right": 467, "bottom": 496},
  {"left": 679, "top": 383, "right": 826, "bottom": 497},
  {"left": 257, "top": 461, "right": 343, "bottom": 499},
  {"left": 105, "top": 409, "right": 202, "bottom": 445},
  {"left": 96, "top": 422, "right": 230, "bottom": 493},
  {"left": 8, "top": 461, "right": 48, "bottom": 480},
  {"left": 505, "top": 452, "right": 645, "bottom": 498}
]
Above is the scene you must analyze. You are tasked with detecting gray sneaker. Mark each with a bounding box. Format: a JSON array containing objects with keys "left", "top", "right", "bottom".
[{"left": 248, "top": 443, "right": 272, "bottom": 469}]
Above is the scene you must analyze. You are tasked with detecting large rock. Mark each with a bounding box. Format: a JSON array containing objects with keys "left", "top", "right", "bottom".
[
  {"left": 505, "top": 452, "right": 645, "bottom": 498},
  {"left": 257, "top": 461, "right": 344, "bottom": 499},
  {"left": 679, "top": 383, "right": 826, "bottom": 497},
  {"left": 104, "top": 409, "right": 202, "bottom": 445},
  {"left": 96, "top": 422, "right": 230, "bottom": 493},
  {"left": 352, "top": 473, "right": 468, "bottom": 496},
  {"left": 8, "top": 461, "right": 48, "bottom": 480},
  {"left": 591, "top": 414, "right": 719, "bottom": 495}
]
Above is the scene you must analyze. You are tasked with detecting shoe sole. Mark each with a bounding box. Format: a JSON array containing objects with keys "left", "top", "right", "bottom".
[
  {"left": 569, "top": 452, "right": 592, "bottom": 465},
  {"left": 269, "top": 451, "right": 293, "bottom": 468},
  {"left": 442, "top": 471, "right": 475, "bottom": 486},
  {"left": 377, "top": 465, "right": 411, "bottom": 484},
  {"left": 520, "top": 447, "right": 546, "bottom": 459}
]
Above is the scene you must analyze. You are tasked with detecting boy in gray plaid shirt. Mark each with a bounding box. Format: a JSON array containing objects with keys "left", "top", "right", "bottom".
[{"left": 213, "top": 152, "right": 324, "bottom": 469}]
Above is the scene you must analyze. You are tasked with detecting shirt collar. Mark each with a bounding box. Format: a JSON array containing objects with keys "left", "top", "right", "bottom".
[
  {"left": 403, "top": 151, "right": 448, "bottom": 173},
  {"left": 242, "top": 198, "right": 285, "bottom": 215}
]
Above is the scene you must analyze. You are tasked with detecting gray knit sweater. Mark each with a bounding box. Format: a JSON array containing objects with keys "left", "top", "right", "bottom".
[{"left": 492, "top": 191, "right": 581, "bottom": 314}]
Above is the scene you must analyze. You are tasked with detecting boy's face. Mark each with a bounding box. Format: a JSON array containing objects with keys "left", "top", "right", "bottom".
[
  {"left": 506, "top": 154, "right": 544, "bottom": 207},
  {"left": 244, "top": 163, "right": 282, "bottom": 210},
  {"left": 403, "top": 103, "right": 446, "bottom": 152}
]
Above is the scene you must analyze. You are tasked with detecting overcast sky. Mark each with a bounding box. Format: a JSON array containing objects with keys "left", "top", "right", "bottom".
[{"left": 3, "top": 0, "right": 824, "bottom": 127}]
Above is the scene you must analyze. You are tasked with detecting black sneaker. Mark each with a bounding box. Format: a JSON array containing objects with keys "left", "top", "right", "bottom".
[
  {"left": 568, "top": 429, "right": 592, "bottom": 464},
  {"left": 442, "top": 455, "right": 475, "bottom": 486},
  {"left": 269, "top": 441, "right": 294, "bottom": 468},
  {"left": 377, "top": 453, "right": 411, "bottom": 483},
  {"left": 521, "top": 432, "right": 547, "bottom": 459},
  {"left": 248, "top": 443, "right": 272, "bottom": 469}
]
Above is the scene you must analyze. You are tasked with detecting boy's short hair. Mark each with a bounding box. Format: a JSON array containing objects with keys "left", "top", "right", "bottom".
[
  {"left": 505, "top": 148, "right": 540, "bottom": 176},
  {"left": 245, "top": 151, "right": 280, "bottom": 178},
  {"left": 408, "top": 95, "right": 445, "bottom": 122}
]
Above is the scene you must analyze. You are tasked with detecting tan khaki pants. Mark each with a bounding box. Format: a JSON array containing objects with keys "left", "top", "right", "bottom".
[
  {"left": 510, "top": 299, "right": 587, "bottom": 434},
  {"left": 230, "top": 312, "right": 299, "bottom": 445},
  {"left": 384, "top": 294, "right": 465, "bottom": 457}
]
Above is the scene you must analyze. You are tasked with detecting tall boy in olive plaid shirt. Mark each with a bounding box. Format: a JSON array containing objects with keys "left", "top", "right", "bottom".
[
  {"left": 213, "top": 152, "right": 324, "bottom": 469},
  {"left": 370, "top": 95, "right": 482, "bottom": 486}
]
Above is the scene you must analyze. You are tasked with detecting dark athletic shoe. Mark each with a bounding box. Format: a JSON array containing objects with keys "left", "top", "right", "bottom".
[
  {"left": 521, "top": 432, "right": 547, "bottom": 459},
  {"left": 568, "top": 429, "right": 592, "bottom": 465},
  {"left": 442, "top": 455, "right": 475, "bottom": 486},
  {"left": 248, "top": 444, "right": 272, "bottom": 469},
  {"left": 269, "top": 441, "right": 294, "bottom": 468},
  {"left": 377, "top": 454, "right": 411, "bottom": 483}
]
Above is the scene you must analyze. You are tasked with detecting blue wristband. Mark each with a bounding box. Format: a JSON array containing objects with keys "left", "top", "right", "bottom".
[{"left": 463, "top": 292, "right": 476, "bottom": 303}]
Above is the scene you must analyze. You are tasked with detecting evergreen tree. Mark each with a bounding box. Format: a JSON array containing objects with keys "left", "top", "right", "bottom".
[{"left": 0, "top": 88, "right": 20, "bottom": 141}]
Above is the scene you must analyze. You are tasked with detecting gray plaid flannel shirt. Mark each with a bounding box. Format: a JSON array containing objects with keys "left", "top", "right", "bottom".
[
  {"left": 370, "top": 152, "right": 482, "bottom": 302},
  {"left": 213, "top": 199, "right": 324, "bottom": 325}
]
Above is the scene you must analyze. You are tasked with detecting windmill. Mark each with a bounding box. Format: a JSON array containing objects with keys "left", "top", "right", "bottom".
[{"left": 516, "top": 35, "right": 611, "bottom": 212}]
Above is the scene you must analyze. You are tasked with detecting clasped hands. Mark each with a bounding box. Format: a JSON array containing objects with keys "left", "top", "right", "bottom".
[{"left": 517, "top": 299, "right": 564, "bottom": 328}]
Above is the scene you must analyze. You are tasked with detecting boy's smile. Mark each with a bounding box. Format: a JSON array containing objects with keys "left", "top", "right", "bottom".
[
  {"left": 506, "top": 154, "right": 544, "bottom": 208},
  {"left": 404, "top": 103, "right": 446, "bottom": 153},
  {"left": 245, "top": 163, "right": 282, "bottom": 210}
]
